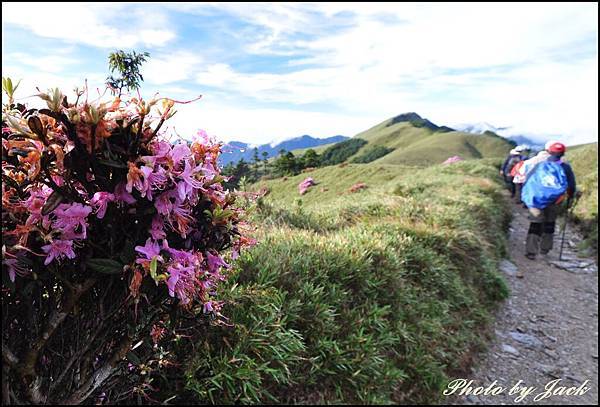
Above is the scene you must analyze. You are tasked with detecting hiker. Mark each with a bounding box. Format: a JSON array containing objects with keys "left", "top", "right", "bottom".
[
  {"left": 510, "top": 145, "right": 531, "bottom": 205},
  {"left": 521, "top": 141, "right": 576, "bottom": 260},
  {"left": 500, "top": 148, "right": 522, "bottom": 198}
]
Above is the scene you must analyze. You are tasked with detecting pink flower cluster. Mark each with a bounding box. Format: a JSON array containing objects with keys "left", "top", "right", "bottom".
[
  {"left": 298, "top": 177, "right": 316, "bottom": 195},
  {"left": 2, "top": 88, "right": 255, "bottom": 310},
  {"left": 23, "top": 187, "right": 93, "bottom": 265},
  {"left": 443, "top": 155, "right": 464, "bottom": 165}
]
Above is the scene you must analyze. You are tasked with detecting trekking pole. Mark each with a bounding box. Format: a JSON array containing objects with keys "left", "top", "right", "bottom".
[{"left": 558, "top": 192, "right": 580, "bottom": 261}]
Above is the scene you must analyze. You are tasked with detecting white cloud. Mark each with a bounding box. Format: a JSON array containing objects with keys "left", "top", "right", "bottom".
[
  {"left": 1, "top": 63, "right": 108, "bottom": 108},
  {"left": 143, "top": 51, "right": 203, "bottom": 85},
  {"left": 2, "top": 3, "right": 175, "bottom": 48},
  {"left": 6, "top": 52, "right": 79, "bottom": 74}
]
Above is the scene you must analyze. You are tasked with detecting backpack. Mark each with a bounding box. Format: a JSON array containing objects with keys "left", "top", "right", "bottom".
[
  {"left": 521, "top": 160, "right": 568, "bottom": 209},
  {"left": 510, "top": 160, "right": 525, "bottom": 177},
  {"left": 505, "top": 156, "right": 521, "bottom": 175}
]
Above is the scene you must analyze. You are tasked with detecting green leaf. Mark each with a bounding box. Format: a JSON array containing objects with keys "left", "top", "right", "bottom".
[
  {"left": 41, "top": 191, "right": 64, "bottom": 216},
  {"left": 149, "top": 257, "right": 158, "bottom": 280},
  {"left": 127, "top": 351, "right": 141, "bottom": 365},
  {"left": 97, "top": 158, "right": 128, "bottom": 168},
  {"left": 118, "top": 240, "right": 137, "bottom": 264},
  {"left": 87, "top": 258, "right": 124, "bottom": 274}
]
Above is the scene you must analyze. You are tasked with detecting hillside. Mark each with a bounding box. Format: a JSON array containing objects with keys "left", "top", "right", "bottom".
[
  {"left": 179, "top": 158, "right": 512, "bottom": 404},
  {"left": 223, "top": 113, "right": 515, "bottom": 169},
  {"left": 347, "top": 113, "right": 515, "bottom": 166},
  {"left": 566, "top": 142, "right": 598, "bottom": 256}
]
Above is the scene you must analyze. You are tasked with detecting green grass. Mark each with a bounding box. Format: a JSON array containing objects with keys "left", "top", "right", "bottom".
[
  {"left": 566, "top": 142, "right": 598, "bottom": 256},
  {"left": 182, "top": 158, "right": 511, "bottom": 404}
]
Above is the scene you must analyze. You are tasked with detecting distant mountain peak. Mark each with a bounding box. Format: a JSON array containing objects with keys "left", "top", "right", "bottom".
[
  {"left": 390, "top": 112, "right": 423, "bottom": 122},
  {"left": 387, "top": 112, "right": 453, "bottom": 132}
]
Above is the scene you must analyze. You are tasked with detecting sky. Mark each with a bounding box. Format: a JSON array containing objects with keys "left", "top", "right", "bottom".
[{"left": 2, "top": 2, "right": 598, "bottom": 146}]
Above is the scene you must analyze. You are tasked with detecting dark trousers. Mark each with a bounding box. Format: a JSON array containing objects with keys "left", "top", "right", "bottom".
[
  {"left": 526, "top": 204, "right": 560, "bottom": 255},
  {"left": 504, "top": 176, "right": 515, "bottom": 197},
  {"left": 514, "top": 183, "right": 523, "bottom": 204}
]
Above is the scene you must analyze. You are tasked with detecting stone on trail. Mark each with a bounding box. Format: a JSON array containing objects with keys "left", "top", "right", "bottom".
[
  {"left": 499, "top": 259, "right": 518, "bottom": 276},
  {"left": 509, "top": 332, "right": 544, "bottom": 349},
  {"left": 501, "top": 344, "right": 520, "bottom": 356},
  {"left": 550, "top": 260, "right": 598, "bottom": 274}
]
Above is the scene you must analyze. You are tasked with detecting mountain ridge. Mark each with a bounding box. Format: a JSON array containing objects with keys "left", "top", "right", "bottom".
[{"left": 219, "top": 134, "right": 348, "bottom": 166}]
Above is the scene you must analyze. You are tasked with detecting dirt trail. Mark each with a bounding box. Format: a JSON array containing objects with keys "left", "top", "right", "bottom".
[{"left": 448, "top": 195, "right": 598, "bottom": 405}]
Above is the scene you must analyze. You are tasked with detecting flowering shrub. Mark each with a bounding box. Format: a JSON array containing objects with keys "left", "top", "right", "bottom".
[
  {"left": 442, "top": 155, "right": 464, "bottom": 165},
  {"left": 1, "top": 79, "right": 255, "bottom": 404},
  {"left": 298, "top": 177, "right": 316, "bottom": 195}
]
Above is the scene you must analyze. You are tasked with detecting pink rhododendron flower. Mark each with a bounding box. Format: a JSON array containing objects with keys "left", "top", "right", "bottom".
[
  {"left": 24, "top": 187, "right": 53, "bottom": 226},
  {"left": 90, "top": 192, "right": 115, "bottom": 219},
  {"left": 53, "top": 203, "right": 93, "bottom": 240},
  {"left": 170, "top": 143, "right": 191, "bottom": 167},
  {"left": 149, "top": 216, "right": 166, "bottom": 240},
  {"left": 166, "top": 263, "right": 195, "bottom": 301},
  {"left": 206, "top": 252, "right": 229, "bottom": 274},
  {"left": 2, "top": 258, "right": 29, "bottom": 282},
  {"left": 114, "top": 181, "right": 137, "bottom": 204},
  {"left": 178, "top": 160, "right": 204, "bottom": 193},
  {"left": 195, "top": 129, "right": 213, "bottom": 145},
  {"left": 154, "top": 191, "right": 175, "bottom": 216},
  {"left": 134, "top": 238, "right": 162, "bottom": 264},
  {"left": 42, "top": 239, "right": 76, "bottom": 265}
]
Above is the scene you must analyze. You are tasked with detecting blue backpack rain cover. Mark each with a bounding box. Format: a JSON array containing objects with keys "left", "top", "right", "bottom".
[{"left": 521, "top": 161, "right": 568, "bottom": 209}]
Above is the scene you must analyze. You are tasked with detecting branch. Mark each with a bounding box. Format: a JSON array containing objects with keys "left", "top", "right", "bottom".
[
  {"left": 2, "top": 341, "right": 20, "bottom": 366},
  {"left": 50, "top": 279, "right": 121, "bottom": 395},
  {"left": 61, "top": 302, "right": 165, "bottom": 405},
  {"left": 62, "top": 335, "right": 132, "bottom": 405},
  {"left": 2, "top": 365, "right": 10, "bottom": 405},
  {"left": 19, "top": 278, "right": 97, "bottom": 402}
]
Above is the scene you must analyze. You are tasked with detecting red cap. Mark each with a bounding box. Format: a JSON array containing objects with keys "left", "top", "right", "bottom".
[{"left": 546, "top": 142, "right": 566, "bottom": 154}]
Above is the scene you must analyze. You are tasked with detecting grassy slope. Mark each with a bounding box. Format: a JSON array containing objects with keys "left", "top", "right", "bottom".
[
  {"left": 346, "top": 117, "right": 514, "bottom": 166},
  {"left": 183, "top": 159, "right": 512, "bottom": 404},
  {"left": 565, "top": 142, "right": 598, "bottom": 255}
]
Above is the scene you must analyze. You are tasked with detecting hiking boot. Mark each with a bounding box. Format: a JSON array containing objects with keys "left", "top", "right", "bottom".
[
  {"left": 540, "top": 249, "right": 550, "bottom": 255},
  {"left": 525, "top": 253, "right": 536, "bottom": 260}
]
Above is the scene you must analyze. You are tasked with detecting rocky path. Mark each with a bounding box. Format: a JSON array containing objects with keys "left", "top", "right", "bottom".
[{"left": 448, "top": 197, "right": 598, "bottom": 405}]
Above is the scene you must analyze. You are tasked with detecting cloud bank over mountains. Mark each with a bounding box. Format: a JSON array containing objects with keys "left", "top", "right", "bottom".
[{"left": 2, "top": 3, "right": 597, "bottom": 146}]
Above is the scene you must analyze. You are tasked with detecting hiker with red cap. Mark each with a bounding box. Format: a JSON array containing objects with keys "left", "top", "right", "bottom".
[{"left": 521, "top": 141, "right": 577, "bottom": 260}]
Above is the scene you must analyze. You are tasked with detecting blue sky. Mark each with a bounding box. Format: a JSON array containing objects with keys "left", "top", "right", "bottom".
[{"left": 2, "top": 2, "right": 598, "bottom": 146}]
